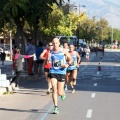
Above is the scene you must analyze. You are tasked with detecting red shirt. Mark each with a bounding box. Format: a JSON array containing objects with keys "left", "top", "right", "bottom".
[{"left": 44, "top": 49, "right": 51, "bottom": 69}]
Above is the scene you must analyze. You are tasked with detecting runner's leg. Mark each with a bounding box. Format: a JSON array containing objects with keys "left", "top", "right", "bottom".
[
  {"left": 69, "top": 74, "right": 75, "bottom": 93},
  {"left": 45, "top": 72, "right": 51, "bottom": 94},
  {"left": 64, "top": 72, "right": 70, "bottom": 90},
  {"left": 51, "top": 78, "right": 58, "bottom": 106},
  {"left": 72, "top": 69, "right": 77, "bottom": 85},
  {"left": 58, "top": 81, "right": 65, "bottom": 96}
]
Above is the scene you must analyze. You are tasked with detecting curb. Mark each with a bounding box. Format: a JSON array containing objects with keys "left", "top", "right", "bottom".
[{"left": 0, "top": 75, "right": 45, "bottom": 96}]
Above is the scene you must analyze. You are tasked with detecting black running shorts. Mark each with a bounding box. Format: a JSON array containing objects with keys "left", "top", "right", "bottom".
[
  {"left": 49, "top": 73, "right": 65, "bottom": 82},
  {"left": 44, "top": 68, "right": 50, "bottom": 73}
]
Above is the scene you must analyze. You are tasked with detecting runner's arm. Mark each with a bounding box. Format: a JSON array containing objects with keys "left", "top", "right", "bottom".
[
  {"left": 76, "top": 52, "right": 81, "bottom": 64},
  {"left": 40, "top": 49, "right": 47, "bottom": 60},
  {"left": 89, "top": 49, "right": 90, "bottom": 53},
  {"left": 63, "top": 49, "right": 73, "bottom": 66}
]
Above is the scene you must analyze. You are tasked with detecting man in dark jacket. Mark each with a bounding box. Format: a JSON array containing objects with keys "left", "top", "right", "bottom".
[
  {"left": 26, "top": 39, "right": 36, "bottom": 75},
  {"left": 1, "top": 50, "right": 6, "bottom": 65}
]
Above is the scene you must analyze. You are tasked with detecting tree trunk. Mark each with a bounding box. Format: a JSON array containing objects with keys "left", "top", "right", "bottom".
[{"left": 14, "top": 18, "right": 27, "bottom": 71}]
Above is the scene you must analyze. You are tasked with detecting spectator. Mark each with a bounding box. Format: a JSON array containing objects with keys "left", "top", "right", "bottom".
[
  {"left": 26, "top": 39, "right": 36, "bottom": 75},
  {"left": 35, "top": 41, "right": 44, "bottom": 77},
  {"left": 10, "top": 49, "right": 34, "bottom": 90},
  {"left": 12, "top": 45, "right": 18, "bottom": 74},
  {"left": 1, "top": 49, "right": 6, "bottom": 65}
]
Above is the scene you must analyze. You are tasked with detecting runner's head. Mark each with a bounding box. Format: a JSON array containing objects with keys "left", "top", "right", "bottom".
[
  {"left": 48, "top": 42, "right": 53, "bottom": 50},
  {"left": 63, "top": 42, "right": 69, "bottom": 49},
  {"left": 69, "top": 44, "right": 75, "bottom": 52},
  {"left": 52, "top": 38, "right": 60, "bottom": 50}
]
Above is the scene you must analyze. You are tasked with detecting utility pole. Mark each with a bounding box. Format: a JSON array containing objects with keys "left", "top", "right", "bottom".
[
  {"left": 75, "top": 4, "right": 85, "bottom": 48},
  {"left": 111, "top": 25, "right": 113, "bottom": 51},
  {"left": 10, "top": 31, "right": 12, "bottom": 60}
]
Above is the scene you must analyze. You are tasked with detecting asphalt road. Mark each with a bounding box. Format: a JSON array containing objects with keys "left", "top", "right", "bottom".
[{"left": 0, "top": 50, "right": 120, "bottom": 120}]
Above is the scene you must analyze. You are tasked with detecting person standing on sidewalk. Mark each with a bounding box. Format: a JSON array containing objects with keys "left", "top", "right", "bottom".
[
  {"left": 1, "top": 49, "right": 6, "bottom": 65},
  {"left": 65, "top": 44, "right": 81, "bottom": 93},
  {"left": 48, "top": 38, "right": 73, "bottom": 114},
  {"left": 35, "top": 41, "right": 44, "bottom": 77},
  {"left": 40, "top": 42, "right": 53, "bottom": 94},
  {"left": 12, "top": 45, "right": 18, "bottom": 74},
  {"left": 26, "top": 39, "right": 36, "bottom": 75},
  {"left": 10, "top": 49, "right": 34, "bottom": 90}
]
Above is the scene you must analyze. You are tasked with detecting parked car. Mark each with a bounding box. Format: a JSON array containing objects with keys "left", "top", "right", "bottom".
[
  {"left": 0, "top": 46, "right": 10, "bottom": 57},
  {"left": 0, "top": 44, "right": 11, "bottom": 50}
]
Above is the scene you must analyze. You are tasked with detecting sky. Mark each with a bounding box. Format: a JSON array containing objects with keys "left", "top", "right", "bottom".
[{"left": 65, "top": 0, "right": 120, "bottom": 29}]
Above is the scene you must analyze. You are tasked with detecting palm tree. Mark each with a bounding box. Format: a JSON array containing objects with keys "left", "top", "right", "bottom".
[{"left": 3, "top": 0, "right": 29, "bottom": 52}]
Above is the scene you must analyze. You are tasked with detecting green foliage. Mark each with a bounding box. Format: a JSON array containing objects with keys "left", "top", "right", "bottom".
[
  {"left": 79, "top": 17, "right": 110, "bottom": 43},
  {"left": 42, "top": 4, "right": 87, "bottom": 37},
  {"left": 3, "top": 0, "right": 29, "bottom": 17},
  {"left": 113, "top": 28, "right": 120, "bottom": 40},
  {"left": 0, "top": 0, "right": 120, "bottom": 45}
]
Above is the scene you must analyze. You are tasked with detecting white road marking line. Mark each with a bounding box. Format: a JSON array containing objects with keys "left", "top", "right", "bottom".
[
  {"left": 91, "top": 93, "right": 96, "bottom": 98},
  {"left": 94, "top": 83, "right": 97, "bottom": 86},
  {"left": 86, "top": 109, "right": 92, "bottom": 118},
  {"left": 103, "top": 59, "right": 115, "bottom": 60},
  {"left": 113, "top": 54, "right": 120, "bottom": 61}
]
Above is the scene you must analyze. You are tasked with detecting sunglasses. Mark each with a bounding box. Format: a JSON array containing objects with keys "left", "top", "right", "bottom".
[{"left": 49, "top": 44, "right": 53, "bottom": 46}]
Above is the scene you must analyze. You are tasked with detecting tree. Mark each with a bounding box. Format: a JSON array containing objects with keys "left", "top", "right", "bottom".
[
  {"left": 3, "top": 0, "right": 29, "bottom": 52},
  {"left": 26, "top": 0, "right": 57, "bottom": 44},
  {"left": 79, "top": 17, "right": 110, "bottom": 44},
  {"left": 79, "top": 18, "right": 96, "bottom": 42},
  {"left": 95, "top": 18, "right": 109, "bottom": 41},
  {"left": 42, "top": 4, "right": 87, "bottom": 38},
  {"left": 112, "top": 28, "right": 120, "bottom": 41}
]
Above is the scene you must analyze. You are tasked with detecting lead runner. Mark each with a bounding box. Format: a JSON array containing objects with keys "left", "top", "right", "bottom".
[{"left": 48, "top": 38, "right": 73, "bottom": 114}]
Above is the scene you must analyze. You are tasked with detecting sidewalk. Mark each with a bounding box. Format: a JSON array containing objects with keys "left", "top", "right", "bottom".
[
  {"left": 0, "top": 58, "right": 45, "bottom": 96},
  {"left": 105, "top": 48, "right": 120, "bottom": 52}
]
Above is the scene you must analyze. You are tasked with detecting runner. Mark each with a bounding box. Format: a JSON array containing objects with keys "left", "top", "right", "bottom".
[
  {"left": 40, "top": 42, "right": 53, "bottom": 95},
  {"left": 63, "top": 42, "right": 69, "bottom": 91},
  {"left": 65, "top": 44, "right": 81, "bottom": 93},
  {"left": 63, "top": 42, "right": 69, "bottom": 51},
  {"left": 95, "top": 46, "right": 98, "bottom": 56},
  {"left": 102, "top": 46, "right": 104, "bottom": 56},
  {"left": 85, "top": 46, "right": 90, "bottom": 62},
  {"left": 48, "top": 38, "right": 73, "bottom": 114}
]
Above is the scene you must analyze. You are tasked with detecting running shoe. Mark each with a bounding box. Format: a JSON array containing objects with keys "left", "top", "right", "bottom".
[
  {"left": 13, "top": 87, "right": 19, "bottom": 91},
  {"left": 53, "top": 107, "right": 59, "bottom": 114},
  {"left": 61, "top": 94, "right": 66, "bottom": 100},
  {"left": 72, "top": 88, "right": 75, "bottom": 93},
  {"left": 64, "top": 85, "right": 68, "bottom": 91},
  {"left": 73, "top": 80, "right": 76, "bottom": 85}
]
